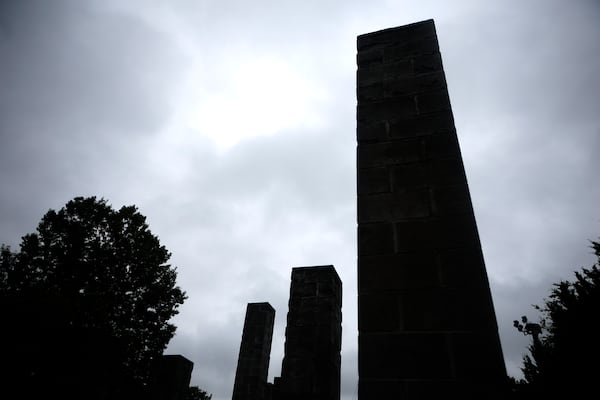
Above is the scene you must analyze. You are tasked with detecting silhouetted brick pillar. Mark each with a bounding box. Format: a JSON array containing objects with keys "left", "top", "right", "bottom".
[
  {"left": 149, "top": 354, "right": 194, "bottom": 400},
  {"left": 232, "top": 302, "right": 275, "bottom": 400},
  {"left": 276, "top": 266, "right": 342, "bottom": 400},
  {"left": 357, "top": 19, "right": 508, "bottom": 399}
]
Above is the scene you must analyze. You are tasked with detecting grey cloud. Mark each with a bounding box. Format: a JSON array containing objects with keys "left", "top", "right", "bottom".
[
  {"left": 1, "top": 1, "right": 185, "bottom": 136},
  {"left": 0, "top": 0, "right": 189, "bottom": 243}
]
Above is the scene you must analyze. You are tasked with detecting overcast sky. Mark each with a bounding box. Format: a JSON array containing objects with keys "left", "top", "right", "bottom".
[{"left": 1, "top": 0, "right": 599, "bottom": 399}]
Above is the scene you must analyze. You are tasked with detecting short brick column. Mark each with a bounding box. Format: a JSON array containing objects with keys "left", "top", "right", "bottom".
[
  {"left": 232, "top": 302, "right": 276, "bottom": 400},
  {"left": 276, "top": 266, "right": 342, "bottom": 400}
]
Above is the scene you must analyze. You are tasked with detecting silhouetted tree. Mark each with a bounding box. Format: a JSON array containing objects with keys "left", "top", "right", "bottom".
[
  {"left": 186, "top": 386, "right": 213, "bottom": 400},
  {"left": 513, "top": 239, "right": 600, "bottom": 399},
  {"left": 0, "top": 197, "right": 187, "bottom": 398}
]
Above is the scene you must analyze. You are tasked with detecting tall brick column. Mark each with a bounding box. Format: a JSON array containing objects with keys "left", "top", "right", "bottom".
[
  {"left": 232, "top": 302, "right": 276, "bottom": 400},
  {"left": 276, "top": 266, "right": 342, "bottom": 400},
  {"left": 357, "top": 20, "right": 507, "bottom": 399}
]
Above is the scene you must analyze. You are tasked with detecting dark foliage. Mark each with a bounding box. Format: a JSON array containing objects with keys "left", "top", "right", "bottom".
[
  {"left": 0, "top": 197, "right": 187, "bottom": 398},
  {"left": 512, "top": 239, "right": 600, "bottom": 398},
  {"left": 186, "top": 386, "right": 213, "bottom": 400}
]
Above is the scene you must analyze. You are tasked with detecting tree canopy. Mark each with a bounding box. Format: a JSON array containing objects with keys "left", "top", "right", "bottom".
[
  {"left": 513, "top": 239, "right": 600, "bottom": 398},
  {"left": 1, "top": 196, "right": 187, "bottom": 398}
]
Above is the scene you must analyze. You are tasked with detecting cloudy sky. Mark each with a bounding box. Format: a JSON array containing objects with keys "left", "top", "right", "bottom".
[{"left": 1, "top": 0, "right": 599, "bottom": 398}]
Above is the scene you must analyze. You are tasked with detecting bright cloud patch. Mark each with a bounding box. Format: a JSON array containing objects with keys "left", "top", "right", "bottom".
[{"left": 187, "top": 56, "right": 329, "bottom": 150}]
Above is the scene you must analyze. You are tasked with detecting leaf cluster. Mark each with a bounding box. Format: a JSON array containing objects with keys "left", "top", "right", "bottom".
[{"left": 186, "top": 386, "right": 213, "bottom": 400}]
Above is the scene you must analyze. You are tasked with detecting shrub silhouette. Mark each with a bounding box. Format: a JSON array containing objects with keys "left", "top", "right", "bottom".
[{"left": 513, "top": 239, "right": 600, "bottom": 398}]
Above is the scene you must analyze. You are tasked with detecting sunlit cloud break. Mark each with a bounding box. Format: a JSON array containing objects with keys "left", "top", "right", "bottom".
[{"left": 187, "top": 56, "right": 330, "bottom": 150}]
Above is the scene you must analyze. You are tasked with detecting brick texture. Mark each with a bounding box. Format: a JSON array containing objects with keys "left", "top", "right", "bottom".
[
  {"left": 276, "top": 266, "right": 342, "bottom": 400},
  {"left": 357, "top": 19, "right": 507, "bottom": 399},
  {"left": 232, "top": 303, "right": 275, "bottom": 400}
]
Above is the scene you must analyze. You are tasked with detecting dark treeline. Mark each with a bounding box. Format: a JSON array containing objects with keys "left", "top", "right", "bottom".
[{"left": 0, "top": 197, "right": 208, "bottom": 400}]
